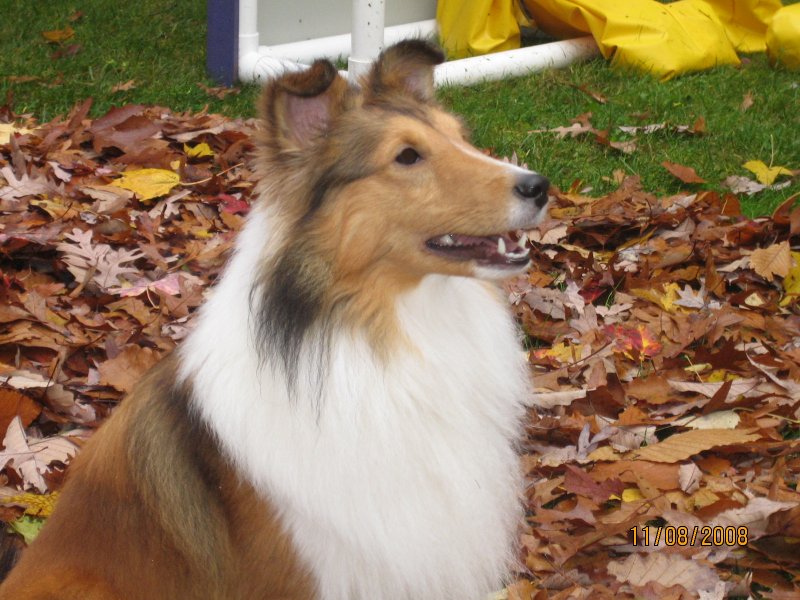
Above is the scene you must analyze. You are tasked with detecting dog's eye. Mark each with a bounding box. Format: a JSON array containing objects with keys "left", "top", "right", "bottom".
[{"left": 395, "top": 147, "right": 422, "bottom": 165}]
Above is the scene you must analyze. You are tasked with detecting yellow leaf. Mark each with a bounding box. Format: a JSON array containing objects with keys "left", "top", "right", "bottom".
[
  {"left": 684, "top": 363, "right": 711, "bottom": 374},
  {"left": 750, "top": 241, "right": 791, "bottom": 281},
  {"left": 0, "top": 123, "right": 33, "bottom": 144},
  {"left": 621, "top": 488, "right": 644, "bottom": 502},
  {"left": 2, "top": 492, "right": 60, "bottom": 517},
  {"left": 743, "top": 160, "right": 793, "bottom": 185},
  {"left": 687, "top": 489, "right": 719, "bottom": 511},
  {"left": 631, "top": 282, "right": 681, "bottom": 312},
  {"left": 31, "top": 197, "right": 80, "bottom": 220},
  {"left": 780, "top": 251, "right": 800, "bottom": 307},
  {"left": 587, "top": 446, "right": 622, "bottom": 462},
  {"left": 111, "top": 169, "right": 180, "bottom": 202},
  {"left": 183, "top": 142, "right": 214, "bottom": 158},
  {"left": 705, "top": 369, "right": 738, "bottom": 383},
  {"left": 531, "top": 342, "right": 582, "bottom": 365}
]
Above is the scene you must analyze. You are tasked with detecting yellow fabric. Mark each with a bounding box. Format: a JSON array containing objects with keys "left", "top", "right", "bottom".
[
  {"left": 766, "top": 4, "right": 800, "bottom": 70},
  {"left": 523, "top": 0, "right": 754, "bottom": 80},
  {"left": 695, "top": 0, "right": 783, "bottom": 52},
  {"left": 437, "top": 0, "right": 524, "bottom": 58}
]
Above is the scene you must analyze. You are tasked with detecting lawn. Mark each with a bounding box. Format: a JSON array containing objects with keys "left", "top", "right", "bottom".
[{"left": 1, "top": 0, "right": 798, "bottom": 217}]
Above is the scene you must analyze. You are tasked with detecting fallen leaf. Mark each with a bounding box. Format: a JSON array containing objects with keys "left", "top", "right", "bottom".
[
  {"left": 0, "top": 492, "right": 59, "bottom": 517},
  {"left": 111, "top": 79, "right": 137, "bottom": 93},
  {"left": 722, "top": 175, "right": 766, "bottom": 195},
  {"left": 571, "top": 83, "right": 607, "bottom": 104},
  {"left": 743, "top": 160, "right": 793, "bottom": 185},
  {"left": 97, "top": 346, "right": 160, "bottom": 393},
  {"left": 5, "top": 75, "right": 40, "bottom": 84},
  {"left": 184, "top": 142, "right": 214, "bottom": 158},
  {"left": 0, "top": 389, "right": 41, "bottom": 436},
  {"left": 0, "top": 123, "right": 33, "bottom": 145},
  {"left": 111, "top": 168, "right": 181, "bottom": 202},
  {"left": 57, "top": 228, "right": 144, "bottom": 289},
  {"left": 197, "top": 82, "right": 240, "bottom": 99},
  {"left": 51, "top": 44, "right": 82, "bottom": 60},
  {"left": 662, "top": 161, "right": 706, "bottom": 184},
  {"left": 41, "top": 26, "right": 74, "bottom": 43},
  {"left": 608, "top": 552, "right": 723, "bottom": 595},
  {"left": 780, "top": 251, "right": 800, "bottom": 306},
  {"left": 749, "top": 241, "right": 791, "bottom": 281},
  {"left": 740, "top": 91, "right": 754, "bottom": 112},
  {"left": 0, "top": 417, "right": 79, "bottom": 492},
  {"left": 7, "top": 515, "right": 45, "bottom": 545},
  {"left": 674, "top": 411, "right": 740, "bottom": 430},
  {"left": 632, "top": 429, "right": 761, "bottom": 463}
]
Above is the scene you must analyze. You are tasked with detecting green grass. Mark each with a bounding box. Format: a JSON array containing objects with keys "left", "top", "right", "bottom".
[
  {"left": 2, "top": 0, "right": 798, "bottom": 216},
  {"left": 439, "top": 57, "right": 800, "bottom": 217}
]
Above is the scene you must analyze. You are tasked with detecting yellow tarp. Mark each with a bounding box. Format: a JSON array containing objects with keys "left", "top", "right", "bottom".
[
  {"left": 767, "top": 3, "right": 800, "bottom": 70},
  {"left": 437, "top": 0, "right": 800, "bottom": 78},
  {"left": 436, "top": 0, "right": 529, "bottom": 58}
]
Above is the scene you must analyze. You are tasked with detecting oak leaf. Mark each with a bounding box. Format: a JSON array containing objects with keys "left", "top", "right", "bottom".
[
  {"left": 57, "top": 228, "right": 144, "bottom": 289},
  {"left": 0, "top": 417, "right": 79, "bottom": 492},
  {"left": 607, "top": 553, "right": 724, "bottom": 596}
]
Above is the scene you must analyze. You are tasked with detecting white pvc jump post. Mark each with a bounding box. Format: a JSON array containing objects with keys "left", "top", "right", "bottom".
[{"left": 237, "top": 0, "right": 599, "bottom": 86}]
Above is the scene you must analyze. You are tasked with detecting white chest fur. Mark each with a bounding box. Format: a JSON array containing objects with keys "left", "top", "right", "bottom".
[{"left": 179, "top": 209, "right": 530, "bottom": 600}]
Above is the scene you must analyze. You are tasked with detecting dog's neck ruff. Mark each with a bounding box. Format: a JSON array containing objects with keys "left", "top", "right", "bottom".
[{"left": 178, "top": 205, "right": 531, "bottom": 600}]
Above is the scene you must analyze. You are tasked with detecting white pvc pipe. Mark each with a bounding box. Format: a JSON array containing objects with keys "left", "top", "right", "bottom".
[
  {"left": 239, "top": 19, "right": 437, "bottom": 81},
  {"left": 236, "top": 4, "right": 599, "bottom": 87},
  {"left": 238, "top": 0, "right": 260, "bottom": 62},
  {"left": 348, "top": 0, "right": 386, "bottom": 81},
  {"left": 434, "top": 37, "right": 599, "bottom": 86}
]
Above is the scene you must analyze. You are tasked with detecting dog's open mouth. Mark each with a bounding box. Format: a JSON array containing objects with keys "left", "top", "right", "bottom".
[{"left": 425, "top": 231, "right": 530, "bottom": 267}]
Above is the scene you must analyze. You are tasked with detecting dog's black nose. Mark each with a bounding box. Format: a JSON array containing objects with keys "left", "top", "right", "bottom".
[{"left": 514, "top": 173, "right": 549, "bottom": 208}]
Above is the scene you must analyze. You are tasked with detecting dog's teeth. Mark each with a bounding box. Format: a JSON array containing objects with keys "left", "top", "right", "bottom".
[
  {"left": 519, "top": 231, "right": 529, "bottom": 246},
  {"left": 497, "top": 237, "right": 506, "bottom": 255},
  {"left": 442, "top": 234, "right": 455, "bottom": 246}
]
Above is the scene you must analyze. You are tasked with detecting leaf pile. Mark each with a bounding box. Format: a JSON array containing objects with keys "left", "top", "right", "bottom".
[
  {"left": 512, "top": 180, "right": 800, "bottom": 598},
  {"left": 1, "top": 102, "right": 800, "bottom": 598},
  {"left": 0, "top": 100, "right": 256, "bottom": 498}
]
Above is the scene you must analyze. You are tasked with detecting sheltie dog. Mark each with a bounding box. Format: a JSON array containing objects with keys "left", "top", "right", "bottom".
[{"left": 0, "top": 40, "right": 549, "bottom": 600}]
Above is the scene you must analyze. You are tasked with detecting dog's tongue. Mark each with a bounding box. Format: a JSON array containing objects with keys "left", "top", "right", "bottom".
[{"left": 426, "top": 232, "right": 530, "bottom": 266}]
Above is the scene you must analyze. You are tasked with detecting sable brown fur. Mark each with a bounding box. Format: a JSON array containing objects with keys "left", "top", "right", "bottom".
[
  {"left": 252, "top": 40, "right": 526, "bottom": 372},
  {"left": 0, "top": 356, "right": 313, "bottom": 600}
]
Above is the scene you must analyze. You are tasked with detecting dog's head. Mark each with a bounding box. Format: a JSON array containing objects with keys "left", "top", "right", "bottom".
[{"left": 256, "top": 40, "right": 549, "bottom": 282}]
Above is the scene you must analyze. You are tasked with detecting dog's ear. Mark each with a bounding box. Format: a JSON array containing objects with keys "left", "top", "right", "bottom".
[
  {"left": 261, "top": 60, "right": 350, "bottom": 151},
  {"left": 365, "top": 39, "right": 444, "bottom": 103}
]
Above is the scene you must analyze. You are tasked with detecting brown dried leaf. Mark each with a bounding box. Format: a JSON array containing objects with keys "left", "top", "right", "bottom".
[
  {"left": 740, "top": 91, "right": 754, "bottom": 112},
  {"left": 632, "top": 429, "right": 761, "bottom": 463},
  {"left": 41, "top": 26, "right": 74, "bottom": 43},
  {"left": 661, "top": 161, "right": 706, "bottom": 184},
  {"left": 0, "top": 389, "right": 41, "bottom": 435},
  {"left": 607, "top": 553, "right": 723, "bottom": 594},
  {"left": 97, "top": 346, "right": 160, "bottom": 393},
  {"left": 749, "top": 241, "right": 791, "bottom": 281}
]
